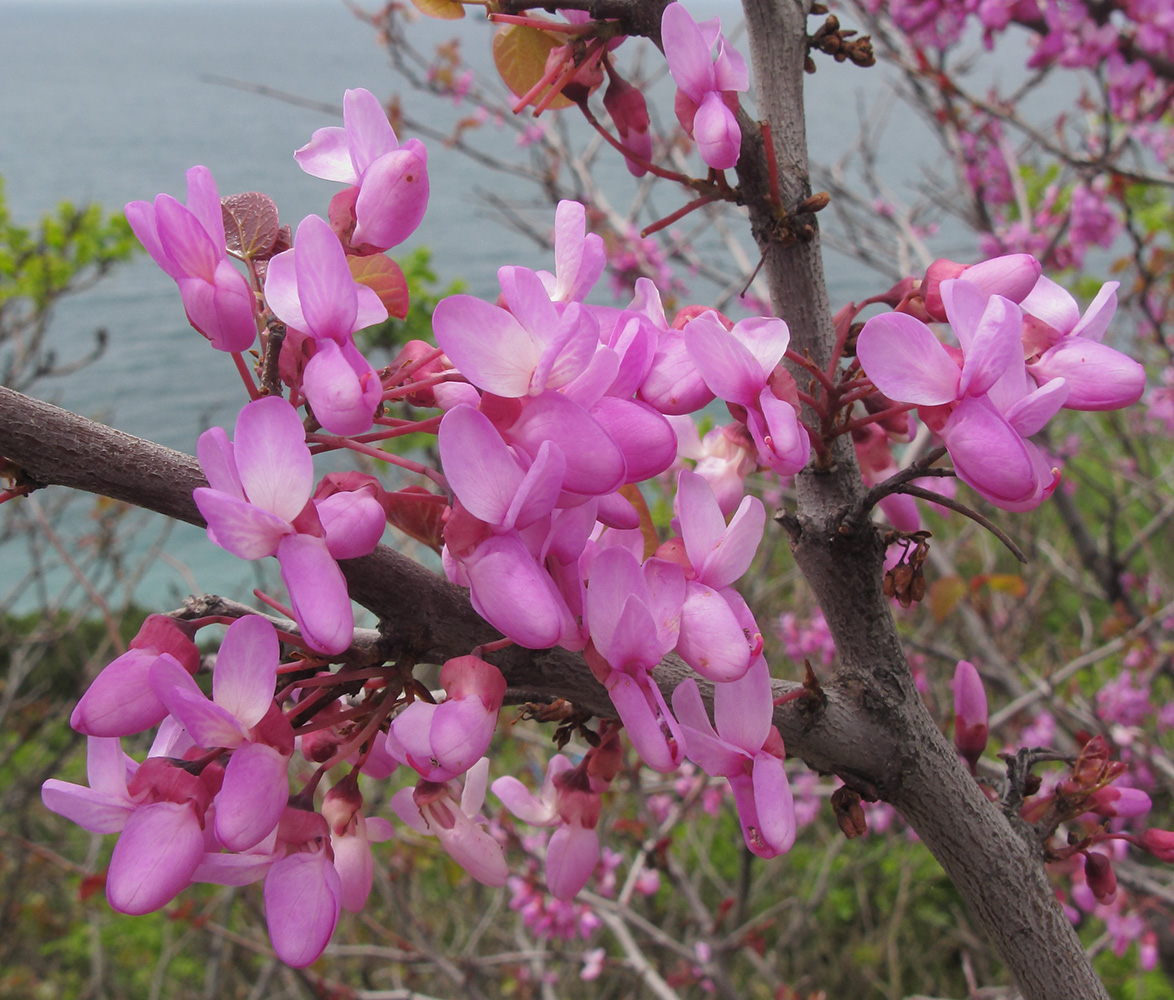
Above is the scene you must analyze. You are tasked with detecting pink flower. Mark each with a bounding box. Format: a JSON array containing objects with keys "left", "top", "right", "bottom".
[
  {"left": 149, "top": 615, "right": 294, "bottom": 852},
  {"left": 125, "top": 166, "right": 257, "bottom": 352},
  {"left": 386, "top": 655, "right": 507, "bottom": 781},
  {"left": 493, "top": 754, "right": 602, "bottom": 900},
  {"left": 584, "top": 546, "right": 686, "bottom": 772},
  {"left": 661, "top": 469, "right": 764, "bottom": 682},
  {"left": 390, "top": 758, "right": 509, "bottom": 886},
  {"left": 193, "top": 397, "right": 384, "bottom": 654},
  {"left": 42, "top": 738, "right": 213, "bottom": 915},
  {"left": 70, "top": 615, "right": 200, "bottom": 737},
  {"left": 1020, "top": 276, "right": 1145, "bottom": 411},
  {"left": 294, "top": 88, "right": 429, "bottom": 251},
  {"left": 671, "top": 657, "right": 795, "bottom": 858},
  {"left": 264, "top": 214, "right": 388, "bottom": 435},
  {"left": 857, "top": 279, "right": 1067, "bottom": 509},
  {"left": 683, "top": 312, "right": 810, "bottom": 475},
  {"left": 661, "top": 3, "right": 748, "bottom": 170}
]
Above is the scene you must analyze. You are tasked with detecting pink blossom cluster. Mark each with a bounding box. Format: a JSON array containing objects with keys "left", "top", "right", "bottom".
[{"left": 856, "top": 253, "right": 1145, "bottom": 510}]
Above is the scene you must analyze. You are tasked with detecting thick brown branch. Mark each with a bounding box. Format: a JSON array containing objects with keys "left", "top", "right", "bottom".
[{"left": 0, "top": 385, "right": 896, "bottom": 783}]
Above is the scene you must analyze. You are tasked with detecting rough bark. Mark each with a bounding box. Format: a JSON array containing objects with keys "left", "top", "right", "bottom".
[{"left": 732, "top": 2, "right": 1108, "bottom": 997}]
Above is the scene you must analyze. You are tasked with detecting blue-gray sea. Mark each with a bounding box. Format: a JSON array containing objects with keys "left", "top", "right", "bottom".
[{"left": 0, "top": 0, "right": 970, "bottom": 612}]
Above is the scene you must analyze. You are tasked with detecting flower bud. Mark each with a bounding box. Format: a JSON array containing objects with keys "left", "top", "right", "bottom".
[
  {"left": 1083, "top": 852, "right": 1117, "bottom": 905},
  {"left": 1139, "top": 828, "right": 1174, "bottom": 862},
  {"left": 953, "top": 660, "right": 989, "bottom": 773}
]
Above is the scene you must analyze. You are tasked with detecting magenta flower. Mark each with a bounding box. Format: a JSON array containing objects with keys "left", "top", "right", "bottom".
[
  {"left": 150, "top": 615, "right": 294, "bottom": 852},
  {"left": 390, "top": 758, "right": 509, "bottom": 886},
  {"left": 193, "top": 397, "right": 384, "bottom": 654},
  {"left": 536, "top": 199, "right": 607, "bottom": 303},
  {"left": 857, "top": 279, "right": 1067, "bottom": 509},
  {"left": 125, "top": 166, "right": 257, "bottom": 352},
  {"left": 70, "top": 615, "right": 200, "bottom": 738},
  {"left": 671, "top": 657, "right": 795, "bottom": 858},
  {"left": 432, "top": 267, "right": 599, "bottom": 399},
  {"left": 264, "top": 214, "right": 388, "bottom": 435},
  {"left": 42, "top": 739, "right": 213, "bottom": 915},
  {"left": 493, "top": 755, "right": 602, "bottom": 900},
  {"left": 386, "top": 655, "right": 507, "bottom": 781},
  {"left": 294, "top": 87, "right": 429, "bottom": 251},
  {"left": 1020, "top": 276, "right": 1145, "bottom": 410},
  {"left": 584, "top": 546, "right": 686, "bottom": 772},
  {"left": 661, "top": 3, "right": 749, "bottom": 170},
  {"left": 666, "top": 469, "right": 764, "bottom": 682},
  {"left": 683, "top": 312, "right": 810, "bottom": 475}
]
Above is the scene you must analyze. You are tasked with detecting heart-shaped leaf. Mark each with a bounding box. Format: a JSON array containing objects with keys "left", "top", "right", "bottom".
[
  {"left": 493, "top": 23, "right": 573, "bottom": 112},
  {"left": 348, "top": 254, "right": 410, "bottom": 320},
  {"left": 221, "top": 192, "right": 280, "bottom": 260}
]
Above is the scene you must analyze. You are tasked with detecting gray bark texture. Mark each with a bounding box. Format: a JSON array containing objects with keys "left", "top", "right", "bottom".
[{"left": 0, "top": 1, "right": 1110, "bottom": 995}]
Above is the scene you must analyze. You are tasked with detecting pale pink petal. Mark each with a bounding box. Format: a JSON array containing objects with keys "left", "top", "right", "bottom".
[
  {"left": 749, "top": 754, "right": 795, "bottom": 855},
  {"left": 70, "top": 649, "right": 171, "bottom": 737},
  {"left": 545, "top": 823, "right": 598, "bottom": 900},
  {"left": 183, "top": 166, "right": 227, "bottom": 255},
  {"left": 1069, "top": 281, "right": 1118, "bottom": 342},
  {"left": 194, "top": 488, "right": 290, "bottom": 560},
  {"left": 212, "top": 616, "right": 279, "bottom": 729},
  {"left": 491, "top": 776, "right": 557, "bottom": 825},
  {"left": 507, "top": 391, "right": 626, "bottom": 496},
  {"left": 389, "top": 786, "right": 430, "bottom": 834},
  {"left": 303, "top": 339, "right": 382, "bottom": 437},
  {"left": 1004, "top": 377, "right": 1069, "bottom": 437},
  {"left": 432, "top": 294, "right": 539, "bottom": 396},
  {"left": 262, "top": 249, "right": 308, "bottom": 332},
  {"left": 662, "top": 2, "right": 717, "bottom": 101},
  {"left": 605, "top": 671, "right": 684, "bottom": 773},
  {"left": 461, "top": 534, "right": 574, "bottom": 649},
  {"left": 439, "top": 405, "right": 525, "bottom": 525},
  {"left": 343, "top": 87, "right": 400, "bottom": 175},
  {"left": 590, "top": 396, "right": 678, "bottom": 483},
  {"left": 1020, "top": 274, "right": 1081, "bottom": 334},
  {"left": 498, "top": 266, "right": 561, "bottom": 356},
  {"left": 293, "top": 214, "right": 359, "bottom": 339},
  {"left": 692, "top": 91, "right": 741, "bottom": 170},
  {"left": 676, "top": 582, "right": 752, "bottom": 682},
  {"left": 215, "top": 742, "right": 289, "bottom": 851},
  {"left": 196, "top": 426, "right": 242, "bottom": 497},
  {"left": 701, "top": 494, "right": 764, "bottom": 589},
  {"left": 431, "top": 699, "right": 498, "bottom": 778},
  {"left": 154, "top": 196, "right": 218, "bottom": 282},
  {"left": 684, "top": 312, "right": 763, "bottom": 407},
  {"left": 332, "top": 824, "right": 375, "bottom": 913},
  {"left": 961, "top": 253, "right": 1041, "bottom": 303},
  {"left": 315, "top": 489, "right": 385, "bottom": 559},
  {"left": 955, "top": 293, "right": 1022, "bottom": 398},
  {"left": 504, "top": 440, "right": 566, "bottom": 531},
  {"left": 435, "top": 811, "right": 508, "bottom": 886},
  {"left": 150, "top": 656, "right": 250, "bottom": 748},
  {"left": 277, "top": 534, "right": 353, "bottom": 655},
  {"left": 233, "top": 397, "right": 314, "bottom": 522},
  {"left": 941, "top": 398, "right": 1039, "bottom": 508},
  {"left": 856, "top": 312, "right": 960, "bottom": 404},
  {"left": 107, "top": 801, "right": 204, "bottom": 914},
  {"left": 353, "top": 141, "right": 429, "bottom": 250},
  {"left": 677, "top": 469, "right": 727, "bottom": 569},
  {"left": 713, "top": 655, "right": 773, "bottom": 751},
  {"left": 294, "top": 126, "right": 360, "bottom": 184},
  {"left": 639, "top": 330, "right": 715, "bottom": 415},
  {"left": 1030, "top": 339, "right": 1144, "bottom": 411},
  {"left": 263, "top": 851, "right": 342, "bottom": 968}
]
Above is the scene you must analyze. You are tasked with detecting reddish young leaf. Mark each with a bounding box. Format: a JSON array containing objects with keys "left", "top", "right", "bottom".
[
  {"left": 348, "top": 254, "right": 410, "bottom": 320},
  {"left": 221, "top": 192, "right": 281, "bottom": 260}
]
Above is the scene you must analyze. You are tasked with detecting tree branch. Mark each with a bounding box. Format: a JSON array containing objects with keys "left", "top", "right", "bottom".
[{"left": 734, "top": 2, "right": 1107, "bottom": 997}]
